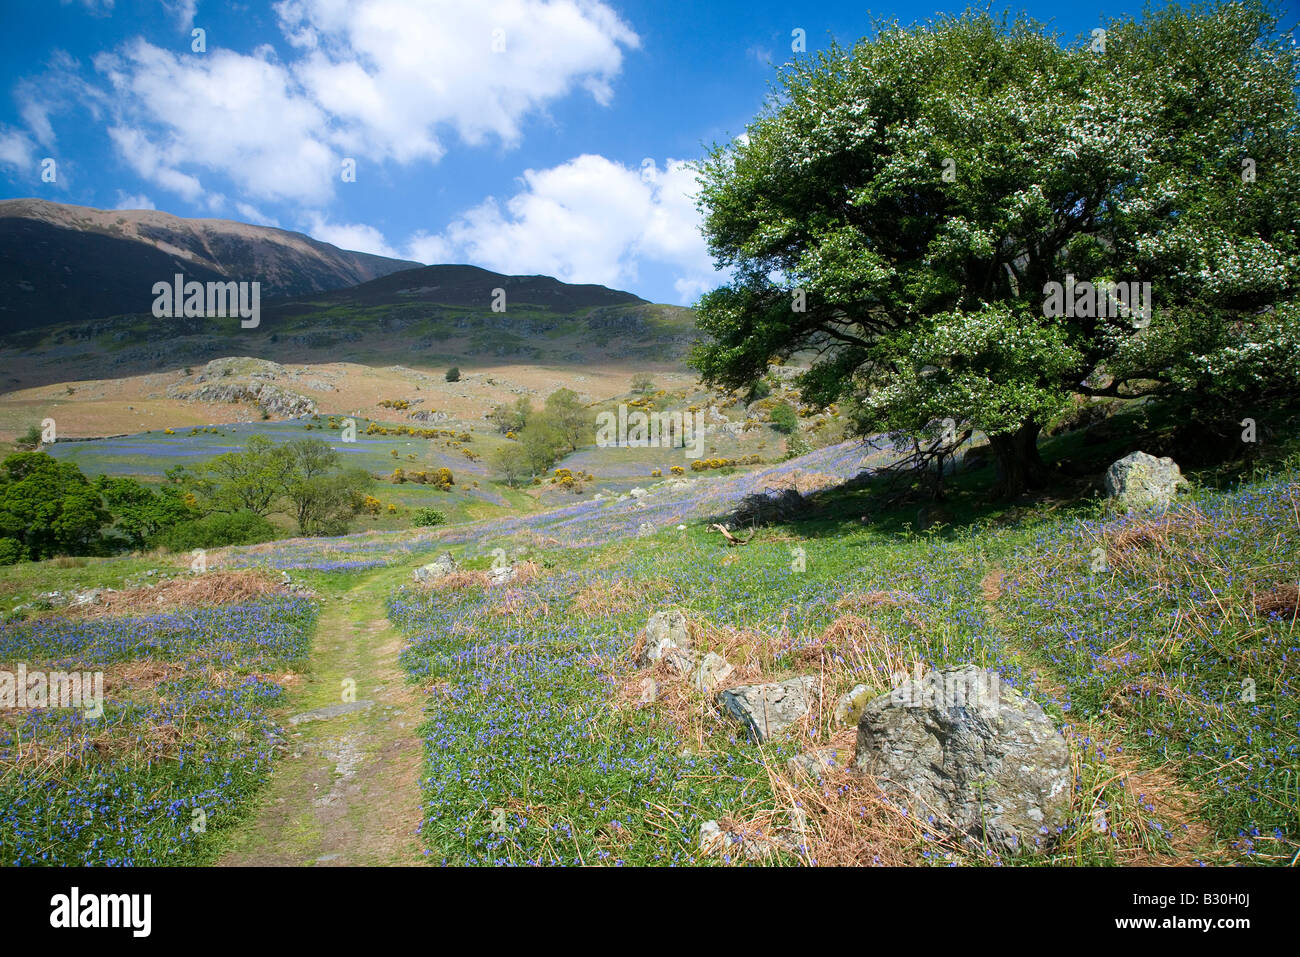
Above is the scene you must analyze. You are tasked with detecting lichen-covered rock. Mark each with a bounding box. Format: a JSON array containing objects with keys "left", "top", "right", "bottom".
[
  {"left": 692, "top": 652, "right": 734, "bottom": 692},
  {"left": 1104, "top": 451, "right": 1188, "bottom": 511},
  {"left": 637, "top": 609, "right": 690, "bottom": 665},
  {"left": 412, "top": 552, "right": 456, "bottom": 583},
  {"left": 787, "top": 746, "right": 846, "bottom": 782},
  {"left": 833, "top": 683, "right": 873, "bottom": 727},
  {"left": 717, "top": 675, "right": 818, "bottom": 742},
  {"left": 854, "top": 665, "right": 1071, "bottom": 853}
]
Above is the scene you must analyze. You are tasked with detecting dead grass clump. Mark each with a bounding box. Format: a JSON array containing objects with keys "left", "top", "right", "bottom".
[
  {"left": 426, "top": 570, "right": 491, "bottom": 590},
  {"left": 487, "top": 590, "right": 550, "bottom": 619},
  {"left": 571, "top": 577, "right": 670, "bottom": 618},
  {"left": 510, "top": 561, "right": 542, "bottom": 587},
  {"left": 834, "top": 590, "right": 922, "bottom": 613},
  {"left": 1101, "top": 506, "right": 1207, "bottom": 566},
  {"left": 980, "top": 569, "right": 1005, "bottom": 602},
  {"left": 102, "top": 660, "right": 186, "bottom": 693},
  {"left": 741, "top": 747, "right": 948, "bottom": 866},
  {"left": 1253, "top": 582, "right": 1299, "bottom": 621},
  {"left": 79, "top": 570, "right": 283, "bottom": 616}
]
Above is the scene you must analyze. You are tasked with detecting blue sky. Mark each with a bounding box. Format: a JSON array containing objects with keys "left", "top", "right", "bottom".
[{"left": 0, "top": 0, "right": 1175, "bottom": 304}]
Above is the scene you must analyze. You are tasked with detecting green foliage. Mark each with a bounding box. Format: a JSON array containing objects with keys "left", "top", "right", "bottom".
[
  {"left": 542, "top": 388, "right": 590, "bottom": 453},
  {"left": 690, "top": 2, "right": 1300, "bottom": 494},
  {"left": 488, "top": 396, "right": 532, "bottom": 434},
  {"left": 769, "top": 400, "right": 799, "bottom": 434},
  {"left": 492, "top": 443, "right": 533, "bottom": 487},
  {"left": 631, "top": 372, "right": 656, "bottom": 394},
  {"left": 94, "top": 475, "right": 196, "bottom": 549},
  {"left": 150, "top": 510, "right": 278, "bottom": 551},
  {"left": 15, "top": 424, "right": 43, "bottom": 451},
  {"left": 200, "top": 434, "right": 295, "bottom": 517},
  {"left": 0, "top": 453, "right": 110, "bottom": 561},
  {"left": 412, "top": 507, "right": 447, "bottom": 527},
  {"left": 446, "top": 366, "right": 461, "bottom": 382},
  {"left": 0, "top": 537, "right": 23, "bottom": 566}
]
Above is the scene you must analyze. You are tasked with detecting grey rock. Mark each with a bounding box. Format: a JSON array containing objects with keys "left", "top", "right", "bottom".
[
  {"left": 693, "top": 652, "right": 735, "bottom": 692},
  {"left": 413, "top": 552, "right": 456, "bottom": 583},
  {"left": 717, "top": 675, "right": 819, "bottom": 742},
  {"left": 638, "top": 678, "right": 659, "bottom": 704},
  {"left": 637, "top": 609, "right": 691, "bottom": 665},
  {"left": 699, "top": 819, "right": 803, "bottom": 860},
  {"left": 1104, "top": 451, "right": 1188, "bottom": 511},
  {"left": 487, "top": 564, "right": 515, "bottom": 585},
  {"left": 787, "top": 746, "right": 846, "bottom": 782},
  {"left": 853, "top": 665, "right": 1071, "bottom": 853}
]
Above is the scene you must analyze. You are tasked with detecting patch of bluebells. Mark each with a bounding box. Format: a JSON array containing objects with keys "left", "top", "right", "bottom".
[
  {"left": 1001, "top": 476, "right": 1300, "bottom": 858},
  {"left": 0, "top": 596, "right": 318, "bottom": 865}
]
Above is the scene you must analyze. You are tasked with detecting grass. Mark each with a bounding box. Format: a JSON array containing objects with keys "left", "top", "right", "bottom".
[
  {"left": 383, "top": 446, "right": 1299, "bottom": 865},
  {"left": 2, "top": 405, "right": 1297, "bottom": 866},
  {"left": 0, "top": 590, "right": 320, "bottom": 865}
]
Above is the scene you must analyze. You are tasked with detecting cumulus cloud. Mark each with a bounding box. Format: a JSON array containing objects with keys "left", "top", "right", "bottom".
[
  {"left": 0, "top": 127, "right": 38, "bottom": 176},
  {"left": 114, "top": 190, "right": 155, "bottom": 209},
  {"left": 405, "top": 154, "right": 720, "bottom": 303},
  {"left": 96, "top": 41, "right": 335, "bottom": 205},
  {"left": 302, "top": 211, "right": 399, "bottom": 257},
  {"left": 61, "top": 0, "right": 639, "bottom": 207},
  {"left": 161, "top": 0, "right": 198, "bottom": 31}
]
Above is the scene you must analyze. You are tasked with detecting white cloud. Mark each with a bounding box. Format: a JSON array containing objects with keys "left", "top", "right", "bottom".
[
  {"left": 235, "top": 202, "right": 280, "bottom": 227},
  {"left": 0, "top": 127, "right": 38, "bottom": 176},
  {"left": 114, "top": 190, "right": 155, "bottom": 209},
  {"left": 70, "top": 1, "right": 639, "bottom": 207},
  {"left": 412, "top": 154, "right": 720, "bottom": 303},
  {"left": 161, "top": 0, "right": 198, "bottom": 31},
  {"left": 62, "top": 0, "right": 114, "bottom": 14},
  {"left": 302, "top": 211, "right": 399, "bottom": 257},
  {"left": 97, "top": 41, "right": 335, "bottom": 205}
]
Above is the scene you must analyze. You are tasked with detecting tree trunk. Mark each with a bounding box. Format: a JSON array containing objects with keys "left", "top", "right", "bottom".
[{"left": 989, "top": 421, "right": 1050, "bottom": 499}]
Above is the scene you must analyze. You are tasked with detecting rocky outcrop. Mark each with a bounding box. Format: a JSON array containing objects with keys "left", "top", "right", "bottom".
[{"left": 637, "top": 609, "right": 691, "bottom": 666}]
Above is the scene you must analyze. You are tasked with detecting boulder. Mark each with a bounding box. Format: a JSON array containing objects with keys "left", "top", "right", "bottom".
[
  {"left": 692, "top": 652, "right": 735, "bottom": 692},
  {"left": 487, "top": 564, "right": 515, "bottom": 586},
  {"left": 1104, "top": 451, "right": 1188, "bottom": 511},
  {"left": 853, "top": 665, "right": 1071, "bottom": 853},
  {"left": 637, "top": 609, "right": 691, "bottom": 666},
  {"left": 717, "top": 675, "right": 818, "bottom": 743},
  {"left": 412, "top": 552, "right": 456, "bottom": 583}
]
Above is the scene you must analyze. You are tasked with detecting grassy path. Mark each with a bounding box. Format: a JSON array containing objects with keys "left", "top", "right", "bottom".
[{"left": 217, "top": 568, "right": 427, "bottom": 866}]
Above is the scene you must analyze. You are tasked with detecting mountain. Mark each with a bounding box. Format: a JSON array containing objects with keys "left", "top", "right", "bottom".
[
  {"left": 0, "top": 198, "right": 421, "bottom": 333},
  {"left": 265, "top": 263, "right": 646, "bottom": 317}
]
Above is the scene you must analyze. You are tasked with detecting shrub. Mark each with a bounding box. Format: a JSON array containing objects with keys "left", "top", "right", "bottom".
[
  {"left": 446, "top": 367, "right": 461, "bottom": 382},
  {"left": 151, "top": 511, "right": 278, "bottom": 551},
  {"left": 769, "top": 400, "right": 799, "bottom": 434},
  {"left": 0, "top": 537, "right": 24, "bottom": 565},
  {"left": 413, "top": 508, "right": 446, "bottom": 527}
]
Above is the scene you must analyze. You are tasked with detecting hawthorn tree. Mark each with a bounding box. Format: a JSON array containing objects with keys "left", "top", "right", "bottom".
[{"left": 690, "top": 3, "right": 1300, "bottom": 496}]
